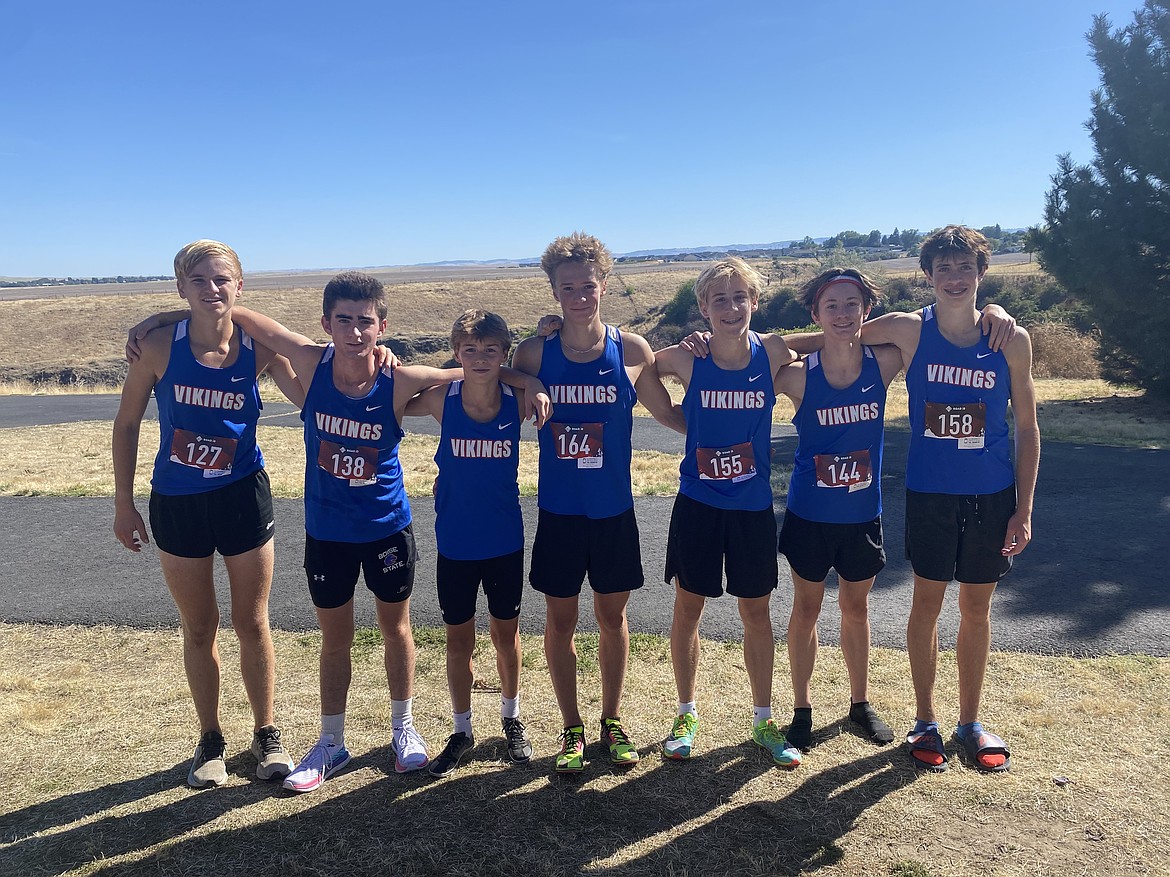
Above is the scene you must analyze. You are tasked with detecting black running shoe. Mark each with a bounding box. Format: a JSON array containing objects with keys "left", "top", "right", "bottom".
[
  {"left": 427, "top": 732, "right": 474, "bottom": 778},
  {"left": 502, "top": 716, "right": 533, "bottom": 764}
]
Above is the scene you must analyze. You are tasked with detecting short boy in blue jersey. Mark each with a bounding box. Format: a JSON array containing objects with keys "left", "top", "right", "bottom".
[
  {"left": 512, "top": 232, "right": 685, "bottom": 774},
  {"left": 845, "top": 226, "right": 1039, "bottom": 772},
  {"left": 654, "top": 258, "right": 801, "bottom": 767},
  {"left": 773, "top": 269, "right": 904, "bottom": 753},
  {"left": 114, "top": 240, "right": 302, "bottom": 788},
  {"left": 402, "top": 310, "right": 534, "bottom": 777}
]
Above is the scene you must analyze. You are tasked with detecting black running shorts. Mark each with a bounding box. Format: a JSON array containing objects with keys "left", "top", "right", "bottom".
[
  {"left": 777, "top": 508, "right": 885, "bottom": 584},
  {"left": 436, "top": 549, "right": 524, "bottom": 626},
  {"left": 664, "top": 493, "right": 778, "bottom": 599},
  {"left": 529, "top": 507, "right": 644, "bottom": 597},
  {"left": 149, "top": 469, "right": 275, "bottom": 558},
  {"left": 904, "top": 486, "right": 1015, "bottom": 584},
  {"left": 304, "top": 525, "right": 417, "bottom": 609}
]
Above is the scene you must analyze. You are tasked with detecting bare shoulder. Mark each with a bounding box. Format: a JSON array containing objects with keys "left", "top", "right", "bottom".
[
  {"left": 619, "top": 330, "right": 653, "bottom": 366},
  {"left": 512, "top": 334, "right": 543, "bottom": 375},
  {"left": 758, "top": 332, "right": 796, "bottom": 370},
  {"left": 1003, "top": 325, "right": 1034, "bottom": 368},
  {"left": 654, "top": 343, "right": 692, "bottom": 375},
  {"left": 136, "top": 324, "right": 173, "bottom": 373}
]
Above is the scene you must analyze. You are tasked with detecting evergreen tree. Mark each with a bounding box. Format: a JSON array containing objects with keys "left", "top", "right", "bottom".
[{"left": 1027, "top": 1, "right": 1170, "bottom": 398}]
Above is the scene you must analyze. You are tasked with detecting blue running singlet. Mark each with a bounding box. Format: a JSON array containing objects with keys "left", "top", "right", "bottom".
[
  {"left": 786, "top": 346, "right": 885, "bottom": 523},
  {"left": 536, "top": 326, "right": 636, "bottom": 519},
  {"left": 151, "top": 320, "right": 264, "bottom": 496},
  {"left": 302, "top": 345, "right": 410, "bottom": 542},
  {"left": 433, "top": 381, "right": 523, "bottom": 560},
  {"left": 905, "top": 305, "right": 1013, "bottom": 495},
  {"left": 679, "top": 331, "right": 776, "bottom": 512}
]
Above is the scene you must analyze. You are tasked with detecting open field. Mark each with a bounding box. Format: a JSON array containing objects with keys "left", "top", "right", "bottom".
[
  {"left": 0, "top": 253, "right": 1048, "bottom": 385},
  {"left": 0, "top": 265, "right": 704, "bottom": 381},
  {"left": 2, "top": 623, "right": 1167, "bottom": 877}
]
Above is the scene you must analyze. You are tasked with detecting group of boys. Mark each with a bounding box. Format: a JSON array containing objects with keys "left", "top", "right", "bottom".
[{"left": 117, "top": 225, "right": 1037, "bottom": 790}]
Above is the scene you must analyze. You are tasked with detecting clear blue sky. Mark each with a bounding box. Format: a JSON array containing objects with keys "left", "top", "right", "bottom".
[{"left": 0, "top": 1, "right": 1143, "bottom": 277}]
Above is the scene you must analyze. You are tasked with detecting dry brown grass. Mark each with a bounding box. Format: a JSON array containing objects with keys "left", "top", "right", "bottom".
[
  {"left": 0, "top": 269, "right": 702, "bottom": 381},
  {"left": 1, "top": 622, "right": 1166, "bottom": 877}
]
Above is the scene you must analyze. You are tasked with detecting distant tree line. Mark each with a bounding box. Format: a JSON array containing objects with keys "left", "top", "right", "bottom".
[
  {"left": 0, "top": 275, "right": 173, "bottom": 288},
  {"left": 618, "top": 224, "right": 1029, "bottom": 267}
]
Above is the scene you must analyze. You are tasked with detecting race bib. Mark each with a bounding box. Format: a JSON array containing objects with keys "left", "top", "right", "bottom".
[
  {"left": 551, "top": 422, "right": 604, "bottom": 469},
  {"left": 923, "top": 401, "right": 986, "bottom": 449},
  {"left": 696, "top": 441, "right": 757, "bottom": 482},
  {"left": 814, "top": 449, "right": 873, "bottom": 492},
  {"left": 318, "top": 439, "right": 378, "bottom": 486},
  {"left": 170, "top": 428, "right": 237, "bottom": 478}
]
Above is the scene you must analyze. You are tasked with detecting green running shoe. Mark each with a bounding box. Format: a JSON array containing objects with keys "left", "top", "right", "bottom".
[
  {"left": 663, "top": 712, "right": 698, "bottom": 760},
  {"left": 556, "top": 724, "right": 586, "bottom": 773},
  {"left": 600, "top": 717, "right": 640, "bottom": 766},
  {"left": 752, "top": 718, "right": 801, "bottom": 768}
]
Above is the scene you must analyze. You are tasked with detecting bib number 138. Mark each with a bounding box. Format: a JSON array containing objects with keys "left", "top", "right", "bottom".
[{"left": 318, "top": 439, "right": 378, "bottom": 485}]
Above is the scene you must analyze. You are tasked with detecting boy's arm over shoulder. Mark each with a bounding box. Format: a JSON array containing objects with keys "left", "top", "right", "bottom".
[
  {"left": 125, "top": 309, "right": 188, "bottom": 362},
  {"left": 1002, "top": 327, "right": 1040, "bottom": 558},
  {"left": 979, "top": 303, "right": 1017, "bottom": 352},
  {"left": 232, "top": 306, "right": 325, "bottom": 377},
  {"left": 872, "top": 343, "right": 905, "bottom": 388},
  {"left": 654, "top": 343, "right": 694, "bottom": 387},
  {"left": 860, "top": 311, "right": 922, "bottom": 369},
  {"left": 402, "top": 382, "right": 447, "bottom": 422},
  {"left": 781, "top": 330, "right": 823, "bottom": 356},
  {"left": 392, "top": 364, "right": 461, "bottom": 405},
  {"left": 624, "top": 333, "right": 686, "bottom": 434},
  {"left": 773, "top": 357, "right": 807, "bottom": 406},
  {"left": 261, "top": 354, "right": 306, "bottom": 408}
]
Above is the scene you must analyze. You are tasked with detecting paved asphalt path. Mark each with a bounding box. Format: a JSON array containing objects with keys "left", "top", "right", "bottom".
[{"left": 2, "top": 395, "right": 1168, "bottom": 656}]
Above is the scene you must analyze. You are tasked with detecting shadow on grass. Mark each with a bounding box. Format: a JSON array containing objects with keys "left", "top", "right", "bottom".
[
  {"left": 10, "top": 736, "right": 921, "bottom": 877},
  {"left": 0, "top": 754, "right": 287, "bottom": 874}
]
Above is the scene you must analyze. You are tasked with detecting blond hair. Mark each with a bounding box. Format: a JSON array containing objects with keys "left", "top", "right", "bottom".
[
  {"left": 174, "top": 240, "right": 242, "bottom": 284},
  {"left": 693, "top": 257, "right": 764, "bottom": 307}
]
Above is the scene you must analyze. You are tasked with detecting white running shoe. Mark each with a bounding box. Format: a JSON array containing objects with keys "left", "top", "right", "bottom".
[
  {"left": 391, "top": 723, "right": 430, "bottom": 773},
  {"left": 282, "top": 734, "right": 352, "bottom": 793}
]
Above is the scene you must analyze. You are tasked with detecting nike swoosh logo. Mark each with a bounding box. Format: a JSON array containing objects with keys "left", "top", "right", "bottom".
[
  {"left": 366, "top": 405, "right": 382, "bottom": 411},
  {"left": 599, "top": 368, "right": 614, "bottom": 376},
  {"left": 976, "top": 352, "right": 993, "bottom": 359},
  {"left": 862, "top": 384, "right": 876, "bottom": 393},
  {"left": 748, "top": 374, "right": 763, "bottom": 383},
  {"left": 231, "top": 375, "right": 248, "bottom": 382},
  {"left": 499, "top": 422, "right": 513, "bottom": 430}
]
